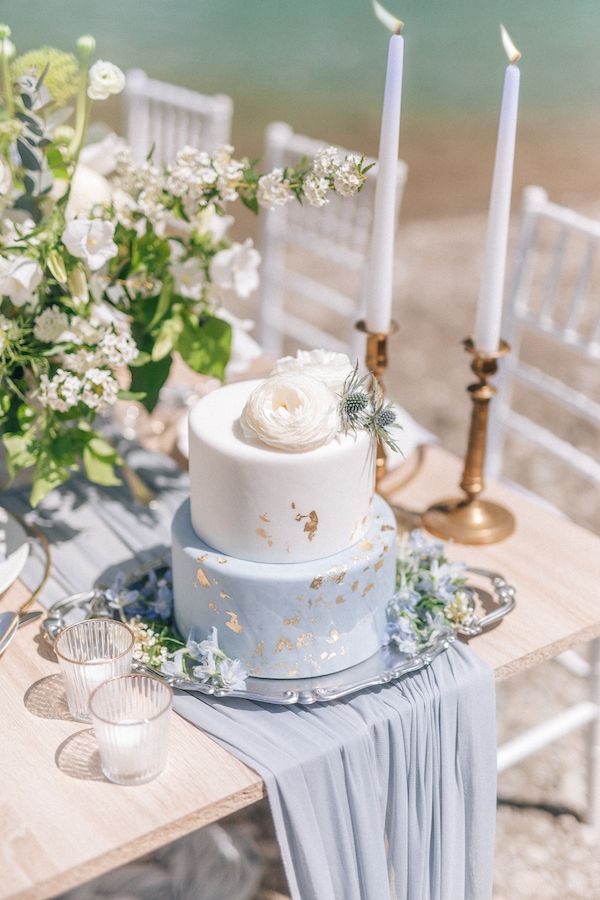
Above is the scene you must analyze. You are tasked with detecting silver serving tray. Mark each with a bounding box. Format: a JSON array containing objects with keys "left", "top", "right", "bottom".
[{"left": 42, "top": 565, "right": 514, "bottom": 706}]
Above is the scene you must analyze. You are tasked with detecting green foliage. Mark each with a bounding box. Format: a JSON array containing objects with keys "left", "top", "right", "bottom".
[{"left": 176, "top": 314, "right": 232, "bottom": 381}]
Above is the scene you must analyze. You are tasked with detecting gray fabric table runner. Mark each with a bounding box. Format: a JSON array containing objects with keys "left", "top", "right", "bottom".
[{"left": 4, "top": 450, "right": 497, "bottom": 900}]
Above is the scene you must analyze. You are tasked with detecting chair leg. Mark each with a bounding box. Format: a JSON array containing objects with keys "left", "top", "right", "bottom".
[{"left": 585, "top": 636, "right": 600, "bottom": 828}]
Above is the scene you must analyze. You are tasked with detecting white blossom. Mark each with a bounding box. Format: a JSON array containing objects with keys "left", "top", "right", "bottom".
[
  {"left": 81, "top": 367, "right": 119, "bottom": 410},
  {"left": 39, "top": 369, "right": 83, "bottom": 412},
  {"left": 212, "top": 144, "right": 243, "bottom": 202},
  {"left": 62, "top": 218, "right": 118, "bottom": 271},
  {"left": 66, "top": 164, "right": 112, "bottom": 218},
  {"left": 0, "top": 256, "right": 43, "bottom": 306},
  {"left": 257, "top": 169, "right": 293, "bottom": 209},
  {"left": 62, "top": 348, "right": 99, "bottom": 374},
  {"left": 0, "top": 157, "right": 12, "bottom": 195},
  {"left": 333, "top": 154, "right": 363, "bottom": 197},
  {"left": 98, "top": 329, "right": 138, "bottom": 366},
  {"left": 80, "top": 132, "right": 128, "bottom": 176},
  {"left": 194, "top": 204, "right": 233, "bottom": 242},
  {"left": 87, "top": 60, "right": 125, "bottom": 100},
  {"left": 209, "top": 238, "right": 260, "bottom": 299},
  {"left": 311, "top": 146, "right": 339, "bottom": 179},
  {"left": 170, "top": 257, "right": 206, "bottom": 301},
  {"left": 217, "top": 657, "right": 248, "bottom": 691},
  {"left": 0, "top": 313, "right": 19, "bottom": 352},
  {"left": 33, "top": 305, "right": 69, "bottom": 343},
  {"left": 303, "top": 175, "right": 330, "bottom": 208}
]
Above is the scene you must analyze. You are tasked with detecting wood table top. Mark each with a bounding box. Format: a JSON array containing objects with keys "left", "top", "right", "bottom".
[{"left": 2, "top": 444, "right": 600, "bottom": 899}]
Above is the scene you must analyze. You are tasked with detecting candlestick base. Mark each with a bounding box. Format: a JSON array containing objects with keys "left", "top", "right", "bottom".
[{"left": 422, "top": 496, "right": 515, "bottom": 545}]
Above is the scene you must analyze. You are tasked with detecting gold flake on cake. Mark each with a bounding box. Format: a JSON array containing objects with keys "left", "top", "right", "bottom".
[
  {"left": 283, "top": 614, "right": 301, "bottom": 626},
  {"left": 374, "top": 559, "right": 385, "bottom": 572},
  {"left": 296, "top": 632, "right": 313, "bottom": 648},
  {"left": 219, "top": 591, "right": 231, "bottom": 600},
  {"left": 326, "top": 628, "right": 341, "bottom": 644},
  {"left": 381, "top": 523, "right": 395, "bottom": 532},
  {"left": 335, "top": 595, "right": 346, "bottom": 604},
  {"left": 196, "top": 553, "right": 209, "bottom": 563},
  {"left": 327, "top": 565, "right": 347, "bottom": 584},
  {"left": 208, "top": 601, "right": 218, "bottom": 612},
  {"left": 256, "top": 527, "right": 269, "bottom": 539},
  {"left": 296, "top": 594, "right": 305, "bottom": 601},
  {"left": 255, "top": 641, "right": 264, "bottom": 657},
  {"left": 217, "top": 557, "right": 228, "bottom": 565},
  {"left": 259, "top": 513, "right": 270, "bottom": 523},
  {"left": 310, "top": 575, "right": 324, "bottom": 590},
  {"left": 362, "top": 583, "right": 374, "bottom": 597},
  {"left": 275, "top": 637, "right": 293, "bottom": 652},
  {"left": 351, "top": 581, "right": 359, "bottom": 592},
  {"left": 295, "top": 509, "right": 319, "bottom": 542},
  {"left": 359, "top": 539, "right": 374, "bottom": 552},
  {"left": 225, "top": 611, "right": 242, "bottom": 633},
  {"left": 196, "top": 568, "right": 210, "bottom": 588}
]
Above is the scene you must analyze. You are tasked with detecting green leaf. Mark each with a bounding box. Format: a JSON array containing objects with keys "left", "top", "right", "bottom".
[
  {"left": 83, "top": 445, "right": 121, "bottom": 487},
  {"left": 129, "top": 354, "right": 172, "bottom": 412},
  {"left": 176, "top": 314, "right": 232, "bottom": 380},
  {"left": 88, "top": 436, "right": 119, "bottom": 460},
  {"left": 117, "top": 389, "right": 146, "bottom": 402},
  {"left": 17, "top": 137, "right": 42, "bottom": 171},
  {"left": 128, "top": 350, "right": 151, "bottom": 367},
  {"left": 240, "top": 192, "right": 259, "bottom": 215},
  {"left": 2, "top": 432, "right": 36, "bottom": 477},
  {"left": 30, "top": 455, "right": 70, "bottom": 507},
  {"left": 148, "top": 280, "right": 173, "bottom": 330},
  {"left": 152, "top": 316, "right": 184, "bottom": 362}
]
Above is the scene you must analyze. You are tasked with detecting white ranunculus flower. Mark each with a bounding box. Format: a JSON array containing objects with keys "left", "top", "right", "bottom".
[
  {"left": 66, "top": 164, "right": 112, "bottom": 218},
  {"left": 240, "top": 372, "right": 340, "bottom": 452},
  {"left": 271, "top": 349, "right": 353, "bottom": 393},
  {"left": 170, "top": 256, "right": 205, "bottom": 301},
  {"left": 0, "top": 157, "right": 12, "bottom": 196},
  {"left": 62, "top": 218, "right": 118, "bottom": 271},
  {"left": 209, "top": 238, "right": 260, "bottom": 299},
  {"left": 0, "top": 256, "right": 43, "bottom": 306},
  {"left": 87, "top": 60, "right": 126, "bottom": 100}
]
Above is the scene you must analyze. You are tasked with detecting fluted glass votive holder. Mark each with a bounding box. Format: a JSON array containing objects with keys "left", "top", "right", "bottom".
[
  {"left": 89, "top": 674, "right": 173, "bottom": 786},
  {"left": 55, "top": 619, "right": 134, "bottom": 722}
]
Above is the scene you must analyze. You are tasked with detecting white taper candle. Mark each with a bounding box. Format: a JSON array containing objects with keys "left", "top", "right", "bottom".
[
  {"left": 365, "top": 28, "right": 404, "bottom": 334},
  {"left": 474, "top": 28, "right": 521, "bottom": 353}
]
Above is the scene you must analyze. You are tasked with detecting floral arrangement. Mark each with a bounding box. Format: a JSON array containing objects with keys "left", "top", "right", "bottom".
[
  {"left": 386, "top": 530, "right": 472, "bottom": 654},
  {"left": 240, "top": 348, "right": 401, "bottom": 452},
  {"left": 105, "top": 563, "right": 248, "bottom": 690},
  {"left": 0, "top": 27, "right": 370, "bottom": 505}
]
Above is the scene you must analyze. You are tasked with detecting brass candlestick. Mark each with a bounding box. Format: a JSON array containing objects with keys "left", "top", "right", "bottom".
[
  {"left": 355, "top": 319, "right": 399, "bottom": 489},
  {"left": 422, "top": 337, "right": 515, "bottom": 545}
]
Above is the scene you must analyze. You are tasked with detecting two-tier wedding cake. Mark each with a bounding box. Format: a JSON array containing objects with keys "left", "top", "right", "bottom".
[{"left": 171, "top": 350, "right": 398, "bottom": 679}]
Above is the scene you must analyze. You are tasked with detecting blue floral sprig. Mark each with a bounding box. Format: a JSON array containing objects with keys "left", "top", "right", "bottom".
[
  {"left": 339, "top": 364, "right": 402, "bottom": 453},
  {"left": 386, "top": 530, "right": 472, "bottom": 653},
  {"left": 104, "top": 564, "right": 248, "bottom": 690}
]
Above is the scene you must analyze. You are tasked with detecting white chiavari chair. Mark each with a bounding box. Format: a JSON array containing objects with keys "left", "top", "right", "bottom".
[
  {"left": 257, "top": 122, "right": 408, "bottom": 358},
  {"left": 124, "top": 69, "right": 233, "bottom": 164},
  {"left": 489, "top": 185, "right": 600, "bottom": 827}
]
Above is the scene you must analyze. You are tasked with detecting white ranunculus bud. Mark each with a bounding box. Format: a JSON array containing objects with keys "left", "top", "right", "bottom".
[
  {"left": 77, "top": 34, "right": 96, "bottom": 54},
  {"left": 87, "top": 60, "right": 125, "bottom": 100},
  {"left": 240, "top": 372, "right": 340, "bottom": 452},
  {"left": 271, "top": 349, "right": 353, "bottom": 394}
]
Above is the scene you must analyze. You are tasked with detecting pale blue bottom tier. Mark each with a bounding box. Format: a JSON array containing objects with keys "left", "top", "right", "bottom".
[{"left": 171, "top": 496, "right": 397, "bottom": 679}]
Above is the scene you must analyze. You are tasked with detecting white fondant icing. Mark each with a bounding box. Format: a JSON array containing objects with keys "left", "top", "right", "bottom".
[{"left": 188, "top": 379, "right": 375, "bottom": 563}]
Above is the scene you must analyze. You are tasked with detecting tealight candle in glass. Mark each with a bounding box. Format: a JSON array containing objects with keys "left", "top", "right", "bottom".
[
  {"left": 89, "top": 674, "right": 173, "bottom": 786},
  {"left": 55, "top": 619, "right": 134, "bottom": 722}
]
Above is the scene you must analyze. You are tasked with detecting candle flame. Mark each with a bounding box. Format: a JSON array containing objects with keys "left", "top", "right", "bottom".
[
  {"left": 372, "top": 0, "right": 403, "bottom": 35},
  {"left": 500, "top": 24, "right": 521, "bottom": 64}
]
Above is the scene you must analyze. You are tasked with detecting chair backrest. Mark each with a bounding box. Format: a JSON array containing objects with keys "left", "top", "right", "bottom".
[
  {"left": 257, "top": 121, "right": 408, "bottom": 357},
  {"left": 488, "top": 185, "right": 600, "bottom": 487},
  {"left": 124, "top": 69, "right": 233, "bottom": 163}
]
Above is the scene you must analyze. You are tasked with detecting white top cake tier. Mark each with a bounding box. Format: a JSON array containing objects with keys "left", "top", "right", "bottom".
[{"left": 188, "top": 379, "right": 375, "bottom": 564}]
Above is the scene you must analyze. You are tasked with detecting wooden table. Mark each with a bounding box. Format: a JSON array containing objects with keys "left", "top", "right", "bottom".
[{"left": 2, "top": 444, "right": 600, "bottom": 899}]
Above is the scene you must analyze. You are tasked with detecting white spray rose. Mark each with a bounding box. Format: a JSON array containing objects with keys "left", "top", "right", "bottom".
[
  {"left": 62, "top": 218, "right": 118, "bottom": 271},
  {"left": 240, "top": 372, "right": 340, "bottom": 452},
  {"left": 87, "top": 60, "right": 125, "bottom": 100},
  {"left": 0, "top": 256, "right": 43, "bottom": 306},
  {"left": 209, "top": 238, "right": 260, "bottom": 299},
  {"left": 271, "top": 349, "right": 353, "bottom": 394}
]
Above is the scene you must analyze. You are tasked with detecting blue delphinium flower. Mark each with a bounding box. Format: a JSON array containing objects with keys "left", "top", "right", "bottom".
[{"left": 386, "top": 614, "right": 420, "bottom": 655}]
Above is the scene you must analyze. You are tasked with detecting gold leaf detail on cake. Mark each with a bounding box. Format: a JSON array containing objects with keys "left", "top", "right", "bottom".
[
  {"left": 255, "top": 641, "right": 264, "bottom": 657},
  {"left": 217, "top": 557, "right": 228, "bottom": 565},
  {"left": 362, "top": 583, "right": 374, "bottom": 597},
  {"left": 287, "top": 669, "right": 299, "bottom": 677},
  {"left": 208, "top": 601, "right": 218, "bottom": 612},
  {"left": 327, "top": 565, "right": 347, "bottom": 584},
  {"left": 196, "top": 568, "right": 210, "bottom": 588},
  {"left": 374, "top": 559, "right": 385, "bottom": 572},
  {"left": 310, "top": 575, "right": 324, "bottom": 590},
  {"left": 295, "top": 509, "right": 319, "bottom": 542},
  {"left": 296, "top": 632, "right": 313, "bottom": 648},
  {"left": 275, "top": 637, "right": 293, "bottom": 652},
  {"left": 256, "top": 527, "right": 269, "bottom": 539},
  {"left": 196, "top": 554, "right": 208, "bottom": 563},
  {"left": 268, "top": 539, "right": 273, "bottom": 547},
  {"left": 220, "top": 591, "right": 231, "bottom": 600},
  {"left": 351, "top": 581, "right": 359, "bottom": 592},
  {"left": 296, "top": 594, "right": 305, "bottom": 602},
  {"left": 225, "top": 611, "right": 242, "bottom": 634},
  {"left": 291, "top": 501, "right": 296, "bottom": 509},
  {"left": 381, "top": 523, "right": 395, "bottom": 532},
  {"left": 283, "top": 615, "right": 301, "bottom": 626},
  {"left": 259, "top": 513, "right": 270, "bottom": 523},
  {"left": 335, "top": 595, "right": 346, "bottom": 604},
  {"left": 326, "top": 628, "right": 341, "bottom": 644},
  {"left": 383, "top": 544, "right": 389, "bottom": 553},
  {"left": 359, "top": 539, "right": 374, "bottom": 552}
]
